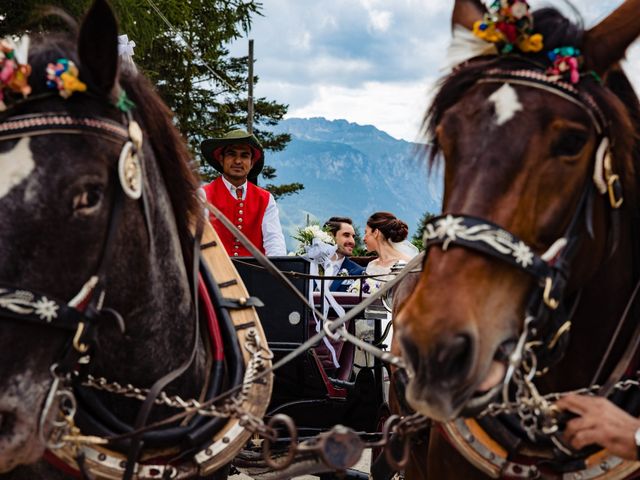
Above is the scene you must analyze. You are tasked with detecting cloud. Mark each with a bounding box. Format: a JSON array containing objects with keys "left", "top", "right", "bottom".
[
  {"left": 231, "top": 0, "right": 640, "bottom": 140},
  {"left": 287, "top": 79, "right": 437, "bottom": 142}
]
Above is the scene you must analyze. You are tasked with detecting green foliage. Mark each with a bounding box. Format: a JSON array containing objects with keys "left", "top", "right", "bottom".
[
  {"left": 412, "top": 211, "right": 436, "bottom": 251},
  {"left": 0, "top": 0, "right": 302, "bottom": 196},
  {"left": 351, "top": 224, "right": 369, "bottom": 257}
]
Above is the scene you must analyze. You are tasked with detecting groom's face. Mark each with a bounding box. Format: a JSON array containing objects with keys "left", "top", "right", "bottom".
[{"left": 335, "top": 223, "right": 356, "bottom": 256}]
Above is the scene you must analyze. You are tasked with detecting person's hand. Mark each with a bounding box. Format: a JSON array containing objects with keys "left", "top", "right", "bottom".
[{"left": 555, "top": 394, "right": 640, "bottom": 460}]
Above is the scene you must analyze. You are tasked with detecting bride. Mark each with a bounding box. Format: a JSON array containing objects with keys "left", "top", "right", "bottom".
[{"left": 363, "top": 211, "right": 418, "bottom": 289}]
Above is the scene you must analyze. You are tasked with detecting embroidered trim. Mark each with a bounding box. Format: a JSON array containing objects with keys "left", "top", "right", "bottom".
[
  {"left": 0, "top": 288, "right": 59, "bottom": 323},
  {"left": 424, "top": 215, "right": 534, "bottom": 268}
]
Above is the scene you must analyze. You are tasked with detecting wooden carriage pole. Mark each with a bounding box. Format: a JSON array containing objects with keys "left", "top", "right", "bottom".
[{"left": 248, "top": 39, "right": 254, "bottom": 134}]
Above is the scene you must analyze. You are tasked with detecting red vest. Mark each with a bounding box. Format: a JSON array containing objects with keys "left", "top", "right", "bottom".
[{"left": 204, "top": 177, "right": 270, "bottom": 257}]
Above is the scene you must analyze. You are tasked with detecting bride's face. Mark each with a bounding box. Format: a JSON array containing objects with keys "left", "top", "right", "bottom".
[{"left": 364, "top": 225, "right": 379, "bottom": 252}]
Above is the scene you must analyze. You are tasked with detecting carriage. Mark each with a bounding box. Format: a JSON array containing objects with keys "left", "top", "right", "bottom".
[{"left": 230, "top": 256, "right": 400, "bottom": 479}]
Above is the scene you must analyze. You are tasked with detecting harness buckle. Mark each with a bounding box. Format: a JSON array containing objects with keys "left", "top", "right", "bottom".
[
  {"left": 607, "top": 174, "right": 624, "bottom": 209},
  {"left": 547, "top": 320, "right": 572, "bottom": 351},
  {"left": 72, "top": 322, "right": 90, "bottom": 354},
  {"left": 543, "top": 277, "right": 560, "bottom": 310}
]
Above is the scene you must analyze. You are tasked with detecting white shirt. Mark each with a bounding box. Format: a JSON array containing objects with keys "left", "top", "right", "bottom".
[
  {"left": 324, "top": 255, "right": 345, "bottom": 276},
  {"left": 218, "top": 177, "right": 287, "bottom": 256}
]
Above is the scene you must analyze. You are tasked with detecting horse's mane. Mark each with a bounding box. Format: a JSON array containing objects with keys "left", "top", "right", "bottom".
[
  {"left": 26, "top": 31, "right": 200, "bottom": 260},
  {"left": 424, "top": 7, "right": 640, "bottom": 207}
]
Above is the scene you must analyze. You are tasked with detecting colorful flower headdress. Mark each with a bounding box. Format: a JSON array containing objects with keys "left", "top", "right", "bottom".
[
  {"left": 0, "top": 38, "right": 32, "bottom": 111},
  {"left": 0, "top": 37, "right": 88, "bottom": 112},
  {"left": 471, "top": 1, "right": 585, "bottom": 84},
  {"left": 0, "top": 35, "right": 136, "bottom": 112},
  {"left": 46, "top": 58, "right": 87, "bottom": 99},
  {"left": 473, "top": 0, "right": 543, "bottom": 54}
]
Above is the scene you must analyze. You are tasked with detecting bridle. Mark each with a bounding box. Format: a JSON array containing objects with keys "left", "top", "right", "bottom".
[
  {"left": 0, "top": 90, "right": 216, "bottom": 478},
  {"left": 425, "top": 67, "right": 618, "bottom": 363},
  {"left": 419, "top": 64, "right": 640, "bottom": 476},
  {"left": 0, "top": 108, "right": 141, "bottom": 374}
]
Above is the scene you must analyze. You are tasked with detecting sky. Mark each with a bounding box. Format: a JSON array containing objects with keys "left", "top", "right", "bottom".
[{"left": 228, "top": 0, "right": 640, "bottom": 141}]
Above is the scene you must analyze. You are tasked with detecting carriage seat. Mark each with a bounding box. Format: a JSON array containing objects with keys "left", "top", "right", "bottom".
[{"left": 311, "top": 292, "right": 366, "bottom": 381}]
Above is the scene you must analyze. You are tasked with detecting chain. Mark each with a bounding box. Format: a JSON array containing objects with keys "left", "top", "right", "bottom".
[
  {"left": 477, "top": 318, "right": 640, "bottom": 443},
  {"left": 79, "top": 328, "right": 274, "bottom": 430},
  {"left": 480, "top": 377, "right": 640, "bottom": 418}
]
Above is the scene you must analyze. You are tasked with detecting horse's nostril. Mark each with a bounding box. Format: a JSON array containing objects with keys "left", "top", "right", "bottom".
[
  {"left": 0, "top": 411, "right": 15, "bottom": 436},
  {"left": 434, "top": 334, "right": 473, "bottom": 384},
  {"left": 400, "top": 334, "right": 421, "bottom": 373}
]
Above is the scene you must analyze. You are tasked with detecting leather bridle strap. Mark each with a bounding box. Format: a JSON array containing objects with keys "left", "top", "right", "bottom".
[
  {"left": 478, "top": 68, "right": 607, "bottom": 134},
  {"left": 423, "top": 214, "right": 552, "bottom": 280},
  {"left": 0, "top": 286, "right": 86, "bottom": 329},
  {"left": 0, "top": 113, "right": 129, "bottom": 143}
]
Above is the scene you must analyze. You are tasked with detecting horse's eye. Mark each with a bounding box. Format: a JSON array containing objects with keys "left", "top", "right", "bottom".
[
  {"left": 73, "top": 185, "right": 103, "bottom": 215},
  {"left": 551, "top": 131, "right": 588, "bottom": 157}
]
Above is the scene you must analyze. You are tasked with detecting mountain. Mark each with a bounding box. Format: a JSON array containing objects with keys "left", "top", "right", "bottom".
[{"left": 264, "top": 117, "right": 442, "bottom": 250}]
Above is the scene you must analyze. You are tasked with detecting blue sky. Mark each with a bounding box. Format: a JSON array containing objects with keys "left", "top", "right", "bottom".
[{"left": 228, "top": 0, "right": 640, "bottom": 141}]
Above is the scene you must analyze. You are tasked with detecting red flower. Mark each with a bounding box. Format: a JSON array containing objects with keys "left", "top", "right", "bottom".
[{"left": 496, "top": 22, "right": 518, "bottom": 43}]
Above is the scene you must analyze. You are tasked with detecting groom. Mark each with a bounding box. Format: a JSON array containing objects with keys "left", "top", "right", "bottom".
[{"left": 323, "top": 217, "right": 365, "bottom": 292}]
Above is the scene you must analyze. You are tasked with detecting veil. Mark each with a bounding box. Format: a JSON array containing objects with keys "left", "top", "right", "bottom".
[{"left": 391, "top": 240, "right": 419, "bottom": 259}]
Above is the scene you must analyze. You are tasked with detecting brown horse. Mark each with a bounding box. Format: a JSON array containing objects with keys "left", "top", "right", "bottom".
[{"left": 394, "top": 0, "right": 640, "bottom": 478}]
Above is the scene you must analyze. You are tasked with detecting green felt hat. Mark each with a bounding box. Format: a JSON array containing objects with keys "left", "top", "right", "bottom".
[{"left": 200, "top": 129, "right": 264, "bottom": 177}]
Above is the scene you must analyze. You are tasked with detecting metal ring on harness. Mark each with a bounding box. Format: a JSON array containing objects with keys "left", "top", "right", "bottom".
[
  {"left": 382, "top": 415, "right": 411, "bottom": 471},
  {"left": 262, "top": 414, "right": 298, "bottom": 470}
]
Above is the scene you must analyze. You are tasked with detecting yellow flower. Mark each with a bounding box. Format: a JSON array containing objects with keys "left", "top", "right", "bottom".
[
  {"left": 518, "top": 33, "right": 544, "bottom": 53},
  {"left": 473, "top": 20, "right": 503, "bottom": 44},
  {"left": 60, "top": 71, "right": 87, "bottom": 98}
]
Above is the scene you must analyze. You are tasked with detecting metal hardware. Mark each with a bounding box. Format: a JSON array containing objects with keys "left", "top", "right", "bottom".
[
  {"left": 548, "top": 321, "right": 572, "bottom": 351},
  {"left": 543, "top": 277, "right": 560, "bottom": 310},
  {"left": 607, "top": 174, "right": 624, "bottom": 209},
  {"left": 72, "top": 322, "right": 90, "bottom": 353}
]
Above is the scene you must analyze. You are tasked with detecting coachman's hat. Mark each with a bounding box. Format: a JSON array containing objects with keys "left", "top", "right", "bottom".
[{"left": 200, "top": 129, "right": 264, "bottom": 178}]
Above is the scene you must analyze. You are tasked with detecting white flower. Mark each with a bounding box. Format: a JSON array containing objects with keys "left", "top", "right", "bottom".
[
  {"left": 511, "top": 2, "right": 528, "bottom": 19},
  {"left": 512, "top": 241, "right": 534, "bottom": 268},
  {"left": 337, "top": 268, "right": 349, "bottom": 277},
  {"left": 293, "top": 223, "right": 336, "bottom": 255},
  {"left": 33, "top": 297, "right": 58, "bottom": 322}
]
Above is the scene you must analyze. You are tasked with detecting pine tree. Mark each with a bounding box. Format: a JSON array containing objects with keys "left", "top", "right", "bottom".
[
  {"left": 0, "top": 0, "right": 302, "bottom": 198},
  {"left": 412, "top": 211, "right": 436, "bottom": 251}
]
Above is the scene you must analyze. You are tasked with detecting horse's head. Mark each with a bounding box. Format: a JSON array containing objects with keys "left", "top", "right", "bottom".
[
  {"left": 0, "top": 0, "right": 199, "bottom": 470},
  {"left": 396, "top": 0, "right": 640, "bottom": 421}
]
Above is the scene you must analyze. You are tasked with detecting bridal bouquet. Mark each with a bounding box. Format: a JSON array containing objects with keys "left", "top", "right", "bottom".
[
  {"left": 294, "top": 224, "right": 342, "bottom": 368},
  {"left": 293, "top": 224, "right": 336, "bottom": 261}
]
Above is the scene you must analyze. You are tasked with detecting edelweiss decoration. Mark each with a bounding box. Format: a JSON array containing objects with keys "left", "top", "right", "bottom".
[
  {"left": 424, "top": 215, "right": 534, "bottom": 268},
  {"left": 473, "top": 0, "right": 543, "bottom": 54},
  {"left": 0, "top": 289, "right": 59, "bottom": 323},
  {"left": 0, "top": 39, "right": 32, "bottom": 111}
]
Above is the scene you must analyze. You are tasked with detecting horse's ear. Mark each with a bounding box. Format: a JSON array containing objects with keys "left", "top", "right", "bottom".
[
  {"left": 582, "top": 0, "right": 640, "bottom": 76},
  {"left": 451, "top": 0, "right": 486, "bottom": 31},
  {"left": 78, "top": 0, "right": 119, "bottom": 96}
]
